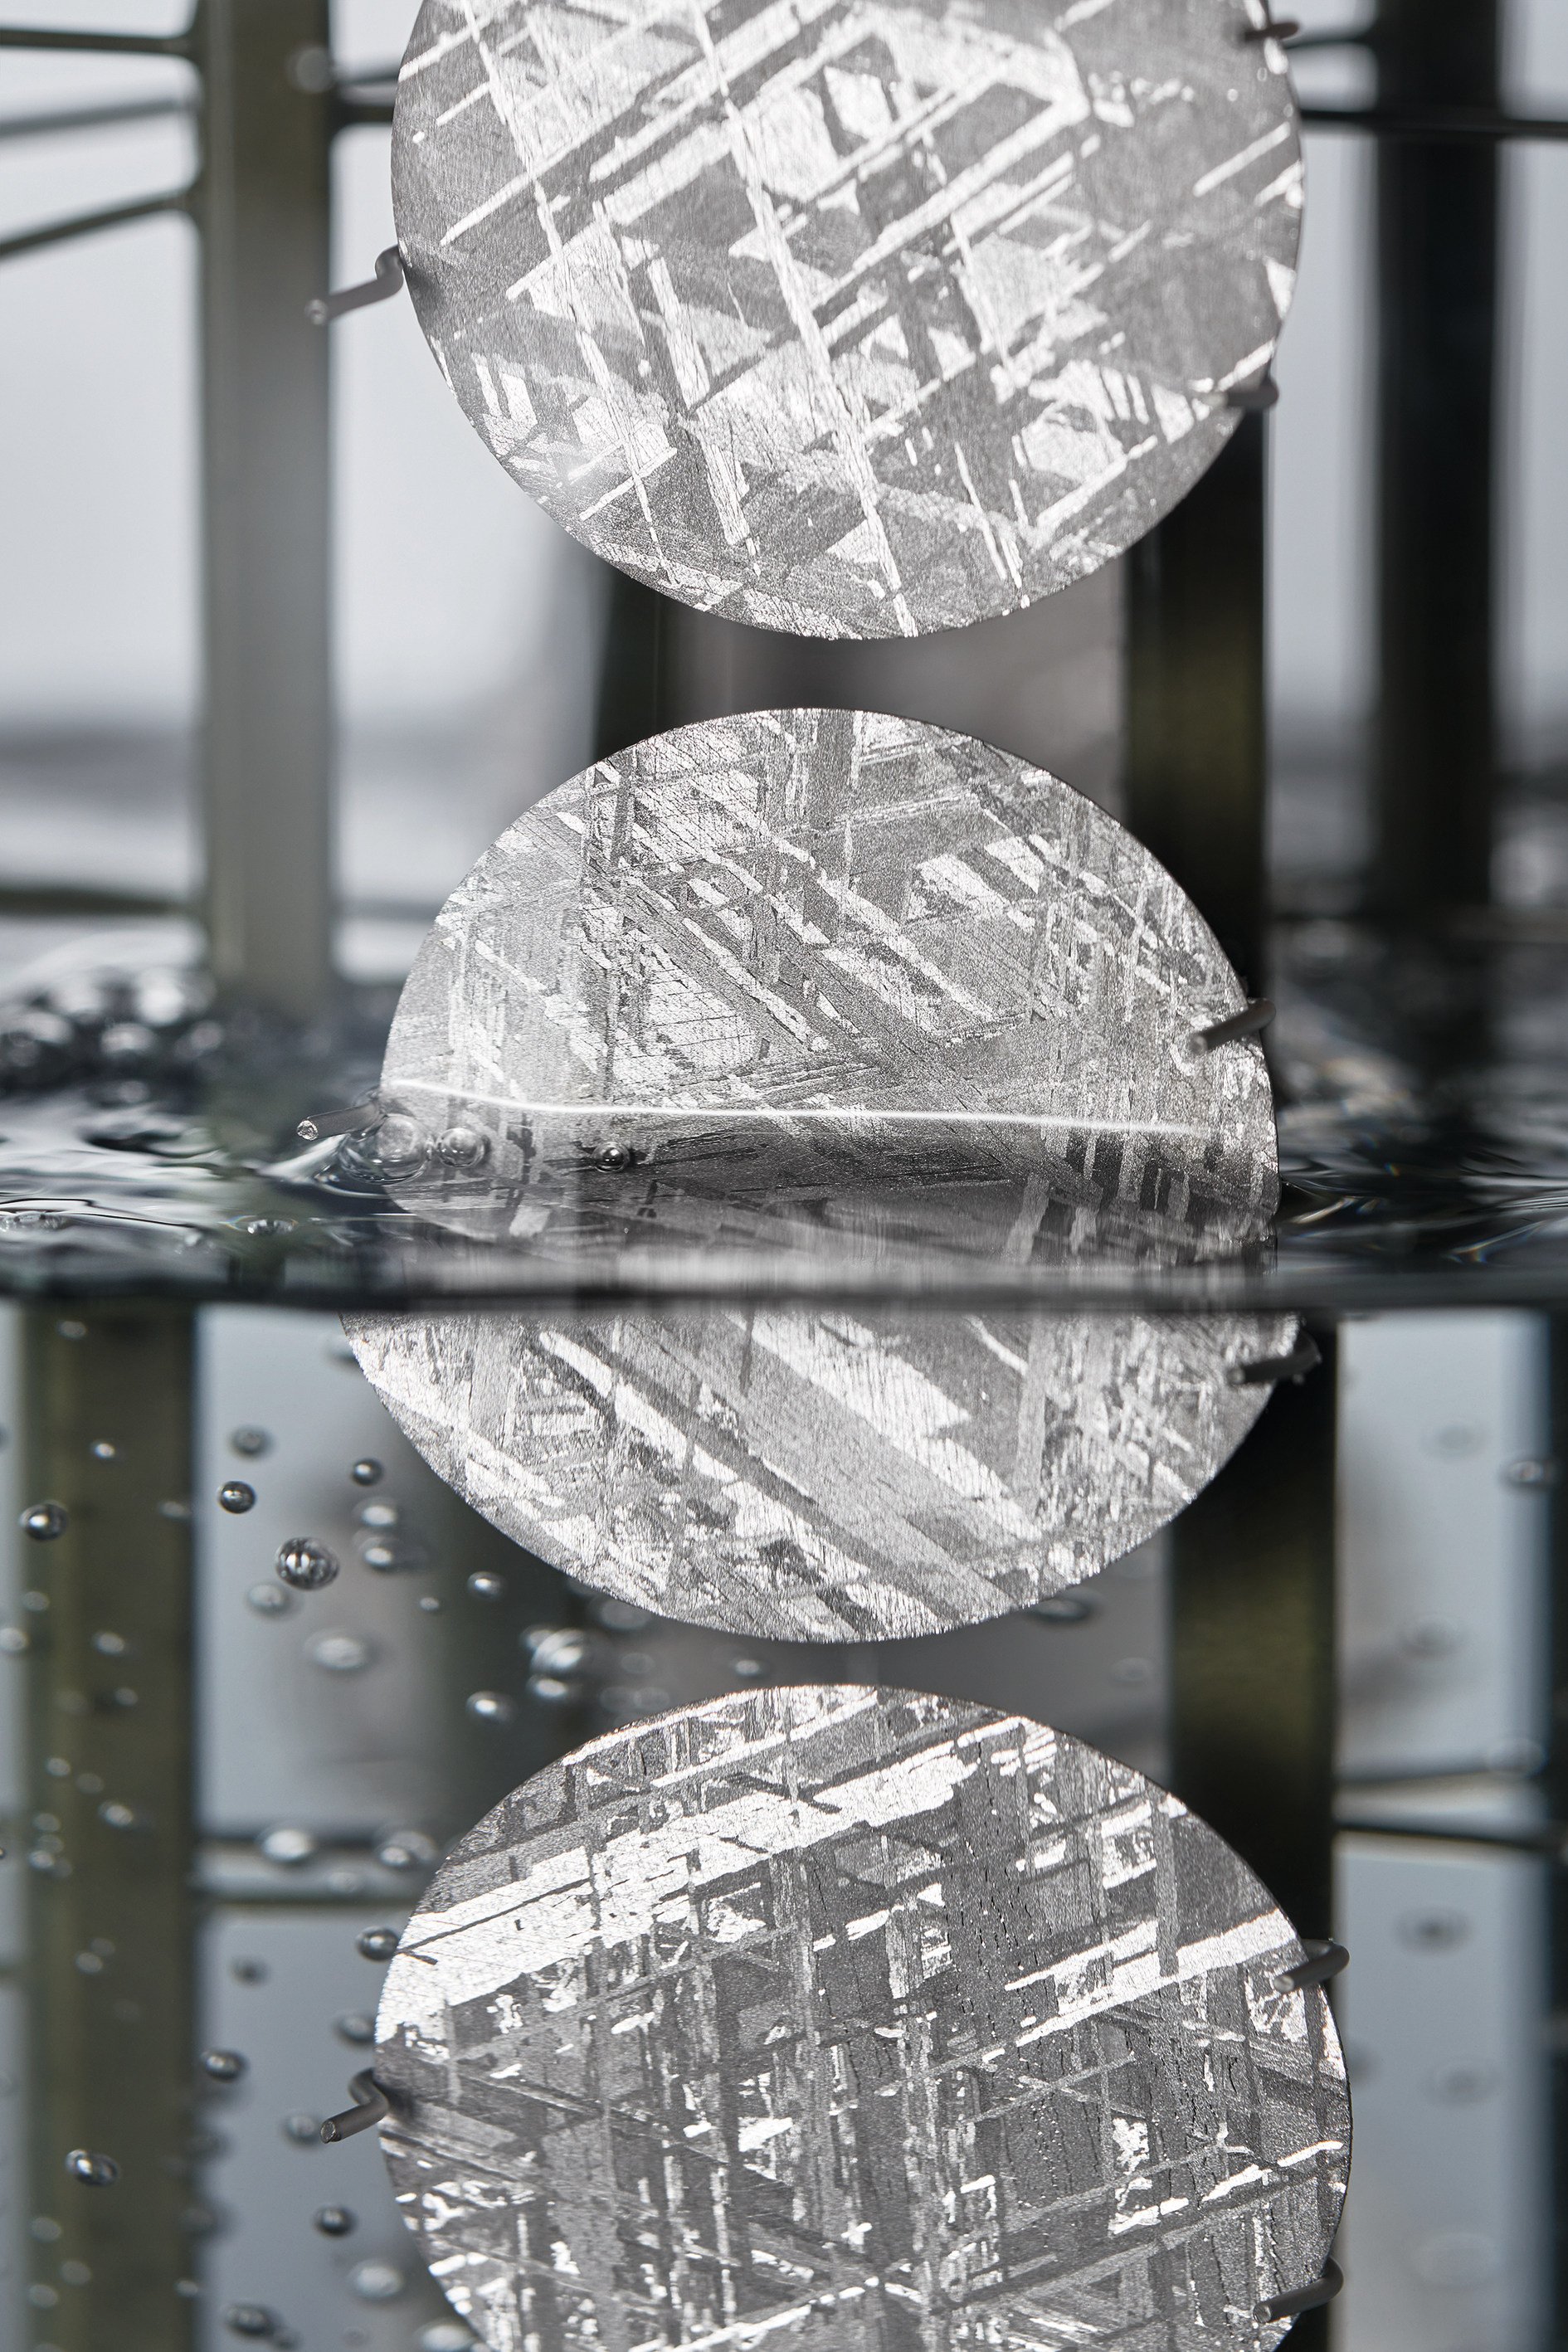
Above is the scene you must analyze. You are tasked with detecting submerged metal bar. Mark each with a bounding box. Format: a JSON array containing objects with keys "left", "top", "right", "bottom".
[
  {"left": 0, "top": 187, "right": 190, "bottom": 265},
  {"left": 0, "top": 96, "right": 192, "bottom": 144},
  {"left": 197, "top": 0, "right": 336, "bottom": 1015},
  {"left": 0, "top": 23, "right": 192, "bottom": 53},
  {"left": 306, "top": 243, "right": 403, "bottom": 324},
  {"left": 1305, "top": 102, "right": 1568, "bottom": 143},
  {"left": 319, "top": 2069, "right": 390, "bottom": 2142}
]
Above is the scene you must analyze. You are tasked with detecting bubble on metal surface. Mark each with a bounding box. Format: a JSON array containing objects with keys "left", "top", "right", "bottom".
[
  {"left": 375, "top": 1686, "right": 1349, "bottom": 2352},
  {"left": 392, "top": 0, "right": 1300, "bottom": 637}
]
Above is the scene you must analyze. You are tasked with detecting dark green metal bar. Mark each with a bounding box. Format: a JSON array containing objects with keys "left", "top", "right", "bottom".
[
  {"left": 0, "top": 24, "right": 192, "bottom": 54},
  {"left": 19, "top": 1307, "right": 196, "bottom": 2352},
  {"left": 1169, "top": 1334, "right": 1338, "bottom": 1939},
  {"left": 1371, "top": 0, "right": 1501, "bottom": 917},
  {"left": 1123, "top": 412, "right": 1269, "bottom": 991},
  {"left": 0, "top": 97, "right": 192, "bottom": 144},
  {"left": 0, "top": 187, "right": 190, "bottom": 266},
  {"left": 197, "top": 0, "right": 337, "bottom": 1015},
  {"left": 1307, "top": 103, "right": 1568, "bottom": 143}
]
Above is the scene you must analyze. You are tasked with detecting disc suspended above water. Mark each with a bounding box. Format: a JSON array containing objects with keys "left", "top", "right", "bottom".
[
  {"left": 374, "top": 1686, "right": 1349, "bottom": 2351},
  {"left": 392, "top": 0, "right": 1302, "bottom": 637},
  {"left": 345, "top": 709, "right": 1294, "bottom": 1640}
]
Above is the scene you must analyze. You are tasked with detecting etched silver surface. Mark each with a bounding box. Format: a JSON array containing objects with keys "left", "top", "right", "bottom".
[
  {"left": 346, "top": 709, "right": 1292, "bottom": 1640},
  {"left": 392, "top": 0, "right": 1302, "bottom": 636},
  {"left": 376, "top": 1686, "right": 1350, "bottom": 2352}
]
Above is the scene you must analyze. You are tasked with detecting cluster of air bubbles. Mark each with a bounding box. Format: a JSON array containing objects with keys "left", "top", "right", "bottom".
[
  {"left": 275, "top": 1537, "right": 338, "bottom": 1591},
  {"left": 199, "top": 2049, "right": 248, "bottom": 2084},
  {"left": 356, "top": 1926, "right": 399, "bottom": 1962},
  {"left": 20, "top": 1501, "right": 68, "bottom": 1541},
  {"left": 0, "top": 965, "right": 217, "bottom": 1097},
  {"left": 218, "top": 1481, "right": 256, "bottom": 1514},
  {"left": 64, "top": 2148, "right": 119, "bottom": 2186}
]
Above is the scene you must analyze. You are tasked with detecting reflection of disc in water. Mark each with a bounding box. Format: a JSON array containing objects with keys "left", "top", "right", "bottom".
[
  {"left": 376, "top": 1686, "right": 1350, "bottom": 2352},
  {"left": 346, "top": 709, "right": 1293, "bottom": 1640},
  {"left": 392, "top": 0, "right": 1301, "bottom": 637}
]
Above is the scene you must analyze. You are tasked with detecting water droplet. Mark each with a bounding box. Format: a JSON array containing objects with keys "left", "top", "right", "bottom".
[
  {"left": 218, "top": 1482, "right": 256, "bottom": 1515},
  {"left": 334, "top": 2012, "right": 375, "bottom": 2045},
  {"left": 258, "top": 1825, "right": 318, "bottom": 1869},
  {"left": 467, "top": 1571, "right": 505, "bottom": 1601},
  {"left": 90, "top": 1440, "right": 117, "bottom": 1462},
  {"left": 436, "top": 1125, "right": 489, "bottom": 1170},
  {"left": 527, "top": 1627, "right": 590, "bottom": 1676},
  {"left": 200, "top": 2049, "right": 247, "bottom": 2083},
  {"left": 281, "top": 2113, "right": 320, "bottom": 2144},
  {"left": 230, "top": 1427, "right": 270, "bottom": 1458},
  {"left": 356, "top": 1926, "right": 398, "bottom": 1961},
  {"left": 21, "top": 1502, "right": 68, "bottom": 1541},
  {"left": 246, "top": 1582, "right": 294, "bottom": 1616},
  {"left": 314, "top": 2203, "right": 356, "bottom": 2236},
  {"left": 350, "top": 2260, "right": 405, "bottom": 2302},
  {"left": 466, "top": 1691, "right": 514, "bottom": 1725},
  {"left": 348, "top": 1458, "right": 382, "bottom": 1487},
  {"left": 306, "top": 1631, "right": 372, "bottom": 1675},
  {"left": 223, "top": 2305, "right": 279, "bottom": 2339},
  {"left": 64, "top": 2149, "right": 119, "bottom": 2186},
  {"left": 275, "top": 1538, "right": 338, "bottom": 1591}
]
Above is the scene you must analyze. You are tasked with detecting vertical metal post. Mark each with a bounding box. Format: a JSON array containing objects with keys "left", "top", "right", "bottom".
[
  {"left": 197, "top": 0, "right": 336, "bottom": 1015},
  {"left": 1547, "top": 1320, "right": 1568, "bottom": 2346},
  {"left": 19, "top": 1308, "right": 197, "bottom": 2352},
  {"left": 1123, "top": 416, "right": 1269, "bottom": 990},
  {"left": 1371, "top": 0, "right": 1501, "bottom": 916},
  {"left": 593, "top": 576, "right": 675, "bottom": 761}
]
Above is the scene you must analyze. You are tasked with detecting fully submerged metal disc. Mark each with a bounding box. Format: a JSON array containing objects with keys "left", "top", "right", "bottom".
[
  {"left": 392, "top": 0, "right": 1302, "bottom": 637},
  {"left": 376, "top": 1686, "right": 1350, "bottom": 2352},
  {"left": 346, "top": 709, "right": 1291, "bottom": 1639}
]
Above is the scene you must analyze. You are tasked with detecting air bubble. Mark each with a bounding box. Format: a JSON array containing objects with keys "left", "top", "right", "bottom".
[
  {"left": 334, "top": 2014, "right": 374, "bottom": 2046},
  {"left": 466, "top": 1691, "right": 514, "bottom": 1725},
  {"left": 230, "top": 1428, "right": 270, "bottom": 1458},
  {"left": 350, "top": 2260, "right": 405, "bottom": 2302},
  {"left": 436, "top": 1126, "right": 489, "bottom": 1170},
  {"left": 200, "top": 2049, "right": 248, "bottom": 2083},
  {"left": 219, "top": 1482, "right": 256, "bottom": 1514},
  {"left": 275, "top": 1538, "right": 338, "bottom": 1591},
  {"left": 281, "top": 2113, "right": 321, "bottom": 2144},
  {"left": 90, "top": 1440, "right": 117, "bottom": 1462},
  {"left": 246, "top": 1584, "right": 293, "bottom": 1617},
  {"left": 528, "top": 1629, "right": 589, "bottom": 1676},
  {"left": 223, "top": 2305, "right": 279, "bottom": 2338},
  {"left": 21, "top": 1502, "right": 68, "bottom": 1541},
  {"left": 257, "top": 1827, "right": 318, "bottom": 1867},
  {"left": 314, "top": 2205, "right": 356, "bottom": 2237},
  {"left": 466, "top": 1572, "right": 505, "bottom": 1601},
  {"left": 306, "top": 1632, "right": 372, "bottom": 1675},
  {"left": 64, "top": 2149, "right": 119, "bottom": 2186},
  {"left": 356, "top": 1926, "right": 398, "bottom": 1961},
  {"left": 376, "top": 1829, "right": 438, "bottom": 1872},
  {"left": 348, "top": 1458, "right": 382, "bottom": 1487}
]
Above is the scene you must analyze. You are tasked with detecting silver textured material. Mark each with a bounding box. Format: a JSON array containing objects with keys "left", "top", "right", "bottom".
[
  {"left": 347, "top": 709, "right": 1292, "bottom": 1640},
  {"left": 392, "top": 0, "right": 1302, "bottom": 636},
  {"left": 376, "top": 1686, "right": 1350, "bottom": 2351}
]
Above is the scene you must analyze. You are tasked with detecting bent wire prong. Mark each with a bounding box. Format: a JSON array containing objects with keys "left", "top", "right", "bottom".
[
  {"left": 296, "top": 1102, "right": 383, "bottom": 1145},
  {"left": 1241, "top": 12, "right": 1303, "bottom": 40},
  {"left": 1278, "top": 1937, "right": 1350, "bottom": 1993},
  {"left": 1226, "top": 1336, "right": 1322, "bottom": 1390},
  {"left": 319, "top": 2069, "right": 390, "bottom": 2143},
  {"left": 1259, "top": 2257, "right": 1344, "bottom": 2324},
  {"left": 1191, "top": 998, "right": 1276, "bottom": 1053},
  {"left": 306, "top": 245, "right": 404, "bottom": 325},
  {"left": 1225, "top": 375, "right": 1280, "bottom": 412}
]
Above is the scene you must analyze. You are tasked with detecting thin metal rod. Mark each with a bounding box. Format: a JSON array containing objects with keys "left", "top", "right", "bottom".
[
  {"left": 0, "top": 187, "right": 190, "bottom": 266},
  {"left": 0, "top": 96, "right": 192, "bottom": 144},
  {"left": 334, "top": 92, "right": 394, "bottom": 129},
  {"left": 319, "top": 2070, "right": 389, "bottom": 2143},
  {"left": 1191, "top": 997, "right": 1276, "bottom": 1053},
  {"left": 306, "top": 243, "right": 403, "bottom": 324},
  {"left": 1304, "top": 103, "right": 1568, "bottom": 143},
  {"left": 296, "top": 1103, "right": 382, "bottom": 1144},
  {"left": 0, "top": 23, "right": 192, "bottom": 53},
  {"left": 1278, "top": 1937, "right": 1350, "bottom": 1992},
  {"left": 1227, "top": 1336, "right": 1323, "bottom": 1388},
  {"left": 1262, "top": 2259, "right": 1344, "bottom": 2323},
  {"left": 1337, "top": 1815, "right": 1567, "bottom": 1858}
]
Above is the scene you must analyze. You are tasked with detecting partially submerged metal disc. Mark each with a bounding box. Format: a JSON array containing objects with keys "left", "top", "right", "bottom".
[
  {"left": 347, "top": 710, "right": 1291, "bottom": 1639},
  {"left": 377, "top": 1686, "right": 1350, "bottom": 2351},
  {"left": 392, "top": 0, "right": 1302, "bottom": 636}
]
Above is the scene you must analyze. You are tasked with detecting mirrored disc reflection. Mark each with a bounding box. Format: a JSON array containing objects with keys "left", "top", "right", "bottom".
[
  {"left": 375, "top": 1687, "right": 1350, "bottom": 2352},
  {"left": 392, "top": 0, "right": 1302, "bottom": 635},
  {"left": 345, "top": 710, "right": 1293, "bottom": 1638}
]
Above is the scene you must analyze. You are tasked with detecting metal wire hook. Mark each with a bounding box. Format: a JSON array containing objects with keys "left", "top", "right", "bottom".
[
  {"left": 1259, "top": 2257, "right": 1344, "bottom": 2323},
  {"left": 1226, "top": 1336, "right": 1322, "bottom": 1389},
  {"left": 1190, "top": 998, "right": 1276, "bottom": 1054},
  {"left": 319, "top": 2069, "right": 389, "bottom": 2143},
  {"left": 1277, "top": 1936, "right": 1349, "bottom": 1993},
  {"left": 306, "top": 246, "right": 404, "bottom": 326}
]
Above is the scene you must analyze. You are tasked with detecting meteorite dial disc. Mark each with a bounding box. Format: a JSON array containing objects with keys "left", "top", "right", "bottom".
[
  {"left": 391, "top": 0, "right": 1303, "bottom": 637},
  {"left": 345, "top": 708, "right": 1294, "bottom": 1641},
  {"left": 375, "top": 1686, "right": 1350, "bottom": 2352}
]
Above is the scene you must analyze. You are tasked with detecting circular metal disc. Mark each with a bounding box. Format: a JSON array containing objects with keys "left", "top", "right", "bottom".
[
  {"left": 376, "top": 1685, "right": 1350, "bottom": 2351},
  {"left": 346, "top": 709, "right": 1292, "bottom": 1640},
  {"left": 392, "top": 0, "right": 1302, "bottom": 637}
]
